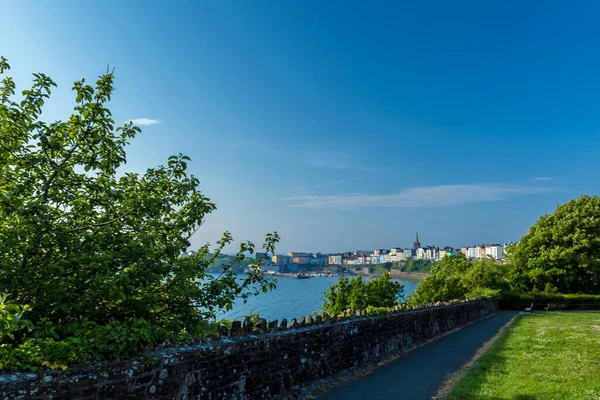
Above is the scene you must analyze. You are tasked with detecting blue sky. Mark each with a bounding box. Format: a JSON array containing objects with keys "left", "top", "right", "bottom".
[{"left": 2, "top": 1, "right": 599, "bottom": 253}]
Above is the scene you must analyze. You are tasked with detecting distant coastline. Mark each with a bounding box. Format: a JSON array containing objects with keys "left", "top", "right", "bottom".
[{"left": 262, "top": 270, "right": 429, "bottom": 281}]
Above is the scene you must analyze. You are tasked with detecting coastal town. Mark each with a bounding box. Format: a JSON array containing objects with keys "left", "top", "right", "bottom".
[
  {"left": 3, "top": 3, "right": 598, "bottom": 399},
  {"left": 255, "top": 232, "right": 509, "bottom": 276}
]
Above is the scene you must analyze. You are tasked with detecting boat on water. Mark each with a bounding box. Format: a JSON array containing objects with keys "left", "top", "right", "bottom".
[
  {"left": 274, "top": 272, "right": 312, "bottom": 279},
  {"left": 243, "top": 270, "right": 312, "bottom": 279}
]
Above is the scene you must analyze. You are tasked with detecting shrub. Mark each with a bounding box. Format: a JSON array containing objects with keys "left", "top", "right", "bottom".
[
  {"left": 498, "top": 291, "right": 600, "bottom": 310},
  {"left": 412, "top": 254, "right": 510, "bottom": 304},
  {"left": 465, "top": 287, "right": 502, "bottom": 300},
  {"left": 364, "top": 306, "right": 393, "bottom": 316},
  {"left": 322, "top": 274, "right": 404, "bottom": 315},
  {"left": 0, "top": 296, "right": 33, "bottom": 342},
  {"left": 0, "top": 57, "right": 278, "bottom": 371}
]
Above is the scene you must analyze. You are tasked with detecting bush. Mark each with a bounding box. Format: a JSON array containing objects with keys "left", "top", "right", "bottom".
[
  {"left": 77, "top": 319, "right": 170, "bottom": 362},
  {"left": 364, "top": 306, "right": 393, "bottom": 316},
  {"left": 411, "top": 254, "right": 472, "bottom": 303},
  {"left": 0, "top": 337, "right": 81, "bottom": 371},
  {"left": 0, "top": 296, "right": 33, "bottom": 342},
  {"left": 322, "top": 274, "right": 404, "bottom": 315},
  {"left": 411, "top": 254, "right": 510, "bottom": 304},
  {"left": 498, "top": 292, "right": 600, "bottom": 310},
  {"left": 0, "top": 57, "right": 279, "bottom": 371},
  {"left": 465, "top": 287, "right": 502, "bottom": 300}
]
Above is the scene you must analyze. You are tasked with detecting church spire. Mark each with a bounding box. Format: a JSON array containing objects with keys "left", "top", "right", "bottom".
[{"left": 413, "top": 231, "right": 421, "bottom": 250}]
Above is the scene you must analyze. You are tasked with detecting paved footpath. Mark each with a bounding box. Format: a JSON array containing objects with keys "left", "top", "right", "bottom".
[{"left": 318, "top": 311, "right": 518, "bottom": 400}]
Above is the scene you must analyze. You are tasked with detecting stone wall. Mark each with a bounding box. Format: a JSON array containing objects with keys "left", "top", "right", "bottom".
[{"left": 0, "top": 300, "right": 497, "bottom": 399}]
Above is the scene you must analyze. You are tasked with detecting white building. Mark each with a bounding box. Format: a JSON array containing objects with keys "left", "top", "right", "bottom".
[
  {"left": 466, "top": 247, "right": 477, "bottom": 259},
  {"left": 425, "top": 247, "right": 438, "bottom": 260},
  {"left": 328, "top": 255, "right": 342, "bottom": 265},
  {"left": 485, "top": 245, "right": 504, "bottom": 260},
  {"left": 416, "top": 248, "right": 427, "bottom": 260}
]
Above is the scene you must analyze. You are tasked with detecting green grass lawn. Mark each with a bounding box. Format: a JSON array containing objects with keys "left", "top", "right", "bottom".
[{"left": 448, "top": 312, "right": 600, "bottom": 400}]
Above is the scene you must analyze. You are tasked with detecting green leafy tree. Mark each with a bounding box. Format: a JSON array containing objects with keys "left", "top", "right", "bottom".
[
  {"left": 0, "top": 296, "right": 33, "bottom": 342},
  {"left": 322, "top": 274, "right": 403, "bottom": 315},
  {"left": 348, "top": 277, "right": 367, "bottom": 310},
  {"left": 365, "top": 273, "right": 404, "bottom": 307},
  {"left": 411, "top": 254, "right": 472, "bottom": 303},
  {"left": 463, "top": 257, "right": 509, "bottom": 294},
  {"left": 322, "top": 277, "right": 352, "bottom": 315},
  {"left": 0, "top": 57, "right": 279, "bottom": 352},
  {"left": 508, "top": 195, "right": 600, "bottom": 294},
  {"left": 412, "top": 253, "right": 513, "bottom": 303}
]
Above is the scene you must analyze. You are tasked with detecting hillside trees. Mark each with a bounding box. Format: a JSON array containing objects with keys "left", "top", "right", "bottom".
[{"left": 403, "top": 259, "right": 433, "bottom": 273}]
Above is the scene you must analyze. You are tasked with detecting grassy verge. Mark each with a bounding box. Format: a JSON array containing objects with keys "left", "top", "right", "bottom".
[{"left": 447, "top": 312, "right": 600, "bottom": 400}]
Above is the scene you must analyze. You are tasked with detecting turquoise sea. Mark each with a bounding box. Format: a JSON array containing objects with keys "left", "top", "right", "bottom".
[{"left": 215, "top": 274, "right": 421, "bottom": 322}]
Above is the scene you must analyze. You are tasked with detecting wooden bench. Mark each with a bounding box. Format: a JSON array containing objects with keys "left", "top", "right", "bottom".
[{"left": 544, "top": 303, "right": 558, "bottom": 311}]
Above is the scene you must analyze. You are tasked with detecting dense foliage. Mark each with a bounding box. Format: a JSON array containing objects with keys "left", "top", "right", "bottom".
[
  {"left": 0, "top": 57, "right": 278, "bottom": 370},
  {"left": 412, "top": 195, "right": 600, "bottom": 304},
  {"left": 368, "top": 259, "right": 432, "bottom": 274},
  {"left": 368, "top": 264, "right": 393, "bottom": 274},
  {"left": 508, "top": 195, "right": 600, "bottom": 294},
  {"left": 322, "top": 274, "right": 404, "bottom": 315},
  {"left": 411, "top": 254, "right": 507, "bottom": 304},
  {"left": 403, "top": 259, "right": 433, "bottom": 273},
  {"left": 498, "top": 292, "right": 600, "bottom": 310}
]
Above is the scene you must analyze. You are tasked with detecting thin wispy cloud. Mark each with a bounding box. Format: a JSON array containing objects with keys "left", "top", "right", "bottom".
[
  {"left": 532, "top": 177, "right": 553, "bottom": 181},
  {"left": 305, "top": 158, "right": 374, "bottom": 172},
  {"left": 286, "top": 178, "right": 364, "bottom": 193},
  {"left": 282, "top": 183, "right": 562, "bottom": 210},
  {"left": 129, "top": 118, "right": 161, "bottom": 126}
]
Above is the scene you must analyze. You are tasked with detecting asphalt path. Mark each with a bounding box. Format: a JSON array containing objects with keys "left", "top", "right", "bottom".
[{"left": 318, "top": 311, "right": 518, "bottom": 400}]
